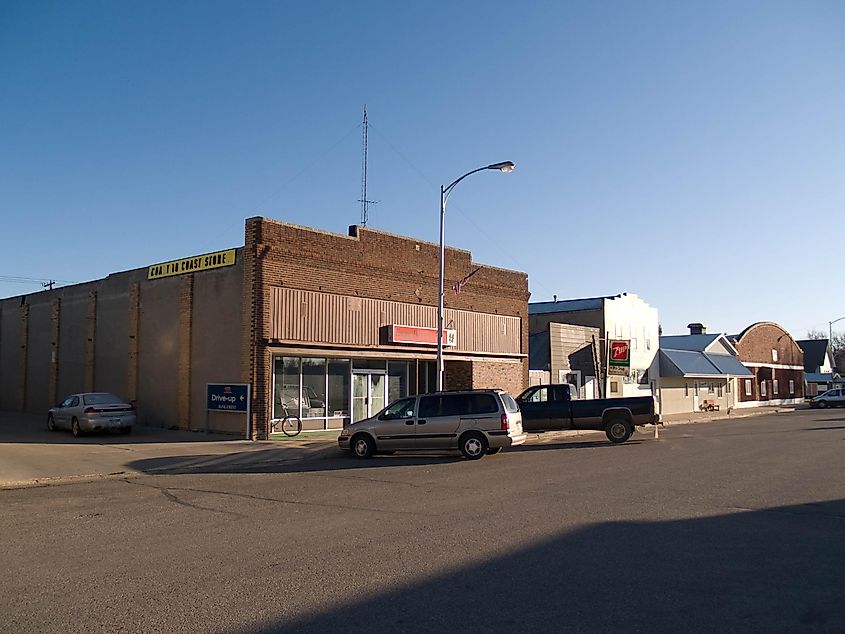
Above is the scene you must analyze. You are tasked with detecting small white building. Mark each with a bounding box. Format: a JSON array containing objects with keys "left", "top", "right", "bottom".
[{"left": 529, "top": 293, "right": 659, "bottom": 399}]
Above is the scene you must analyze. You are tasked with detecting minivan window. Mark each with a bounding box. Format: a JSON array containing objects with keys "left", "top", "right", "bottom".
[
  {"left": 380, "top": 397, "right": 416, "bottom": 420},
  {"left": 418, "top": 393, "right": 499, "bottom": 418},
  {"left": 501, "top": 393, "right": 519, "bottom": 413}
]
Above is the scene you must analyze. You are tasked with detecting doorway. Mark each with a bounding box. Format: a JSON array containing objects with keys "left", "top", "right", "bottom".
[{"left": 352, "top": 372, "right": 387, "bottom": 422}]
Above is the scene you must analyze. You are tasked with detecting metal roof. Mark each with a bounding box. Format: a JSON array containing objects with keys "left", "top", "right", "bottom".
[
  {"left": 806, "top": 372, "right": 834, "bottom": 383},
  {"left": 659, "top": 334, "right": 719, "bottom": 352},
  {"left": 704, "top": 353, "right": 752, "bottom": 376},
  {"left": 659, "top": 349, "right": 751, "bottom": 378}
]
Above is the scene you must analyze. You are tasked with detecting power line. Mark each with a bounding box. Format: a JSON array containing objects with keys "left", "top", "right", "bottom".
[{"left": 0, "top": 275, "right": 75, "bottom": 285}]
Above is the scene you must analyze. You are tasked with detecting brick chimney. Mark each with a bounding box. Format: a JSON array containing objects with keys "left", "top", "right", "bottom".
[{"left": 688, "top": 322, "right": 707, "bottom": 335}]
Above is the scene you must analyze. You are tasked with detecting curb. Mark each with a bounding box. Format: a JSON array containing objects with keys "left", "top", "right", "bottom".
[{"left": 660, "top": 407, "right": 798, "bottom": 427}]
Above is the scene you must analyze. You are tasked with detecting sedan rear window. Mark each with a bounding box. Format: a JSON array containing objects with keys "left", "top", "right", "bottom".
[{"left": 83, "top": 393, "right": 123, "bottom": 405}]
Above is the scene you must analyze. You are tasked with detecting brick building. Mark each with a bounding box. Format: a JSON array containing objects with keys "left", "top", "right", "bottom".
[
  {"left": 0, "top": 217, "right": 529, "bottom": 438},
  {"left": 730, "top": 322, "right": 804, "bottom": 407}
]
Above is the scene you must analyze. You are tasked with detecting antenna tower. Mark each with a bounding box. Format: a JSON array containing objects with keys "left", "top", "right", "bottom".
[{"left": 358, "top": 106, "right": 378, "bottom": 226}]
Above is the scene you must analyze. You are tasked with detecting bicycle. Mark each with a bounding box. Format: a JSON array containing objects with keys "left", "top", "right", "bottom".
[{"left": 271, "top": 405, "right": 302, "bottom": 437}]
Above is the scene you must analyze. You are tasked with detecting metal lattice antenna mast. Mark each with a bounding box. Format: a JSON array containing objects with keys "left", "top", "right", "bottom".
[{"left": 358, "top": 106, "right": 377, "bottom": 226}]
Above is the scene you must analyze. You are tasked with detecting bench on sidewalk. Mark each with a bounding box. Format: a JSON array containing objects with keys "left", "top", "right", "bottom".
[{"left": 700, "top": 399, "right": 720, "bottom": 412}]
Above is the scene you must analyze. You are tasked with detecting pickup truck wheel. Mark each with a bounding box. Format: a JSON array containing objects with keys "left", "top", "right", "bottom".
[{"left": 605, "top": 418, "right": 633, "bottom": 444}]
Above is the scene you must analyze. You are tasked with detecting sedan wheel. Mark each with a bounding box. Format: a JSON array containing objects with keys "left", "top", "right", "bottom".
[
  {"left": 817, "top": 400, "right": 828, "bottom": 409},
  {"left": 72, "top": 418, "right": 83, "bottom": 438},
  {"left": 47, "top": 415, "right": 56, "bottom": 432}
]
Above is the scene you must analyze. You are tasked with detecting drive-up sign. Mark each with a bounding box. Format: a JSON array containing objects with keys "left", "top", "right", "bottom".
[{"left": 207, "top": 384, "right": 249, "bottom": 412}]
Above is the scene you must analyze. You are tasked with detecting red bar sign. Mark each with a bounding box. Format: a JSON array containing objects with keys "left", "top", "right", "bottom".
[{"left": 388, "top": 325, "right": 457, "bottom": 347}]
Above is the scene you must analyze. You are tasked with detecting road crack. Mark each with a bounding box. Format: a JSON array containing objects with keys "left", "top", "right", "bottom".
[{"left": 123, "top": 479, "right": 432, "bottom": 516}]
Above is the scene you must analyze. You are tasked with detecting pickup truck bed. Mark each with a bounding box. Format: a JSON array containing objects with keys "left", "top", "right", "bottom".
[{"left": 517, "top": 384, "right": 659, "bottom": 444}]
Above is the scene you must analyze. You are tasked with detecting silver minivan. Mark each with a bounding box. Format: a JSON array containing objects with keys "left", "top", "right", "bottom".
[{"left": 338, "top": 389, "right": 526, "bottom": 460}]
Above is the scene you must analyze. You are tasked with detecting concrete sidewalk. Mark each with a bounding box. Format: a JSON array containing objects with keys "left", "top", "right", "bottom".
[{"left": 0, "top": 411, "right": 336, "bottom": 489}]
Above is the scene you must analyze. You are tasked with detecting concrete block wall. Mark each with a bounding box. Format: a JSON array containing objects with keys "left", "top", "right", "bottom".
[{"left": 0, "top": 253, "right": 244, "bottom": 433}]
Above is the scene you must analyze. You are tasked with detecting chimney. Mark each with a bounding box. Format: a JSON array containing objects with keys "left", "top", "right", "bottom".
[{"left": 688, "top": 322, "right": 707, "bottom": 335}]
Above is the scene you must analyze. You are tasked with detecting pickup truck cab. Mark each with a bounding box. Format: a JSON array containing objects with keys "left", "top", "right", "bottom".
[{"left": 516, "top": 383, "right": 659, "bottom": 444}]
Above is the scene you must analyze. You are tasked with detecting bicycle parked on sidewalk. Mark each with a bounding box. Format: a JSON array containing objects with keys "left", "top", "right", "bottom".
[{"left": 271, "top": 404, "right": 302, "bottom": 437}]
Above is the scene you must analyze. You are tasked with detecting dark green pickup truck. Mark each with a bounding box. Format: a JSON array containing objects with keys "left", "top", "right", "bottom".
[{"left": 516, "top": 383, "right": 660, "bottom": 443}]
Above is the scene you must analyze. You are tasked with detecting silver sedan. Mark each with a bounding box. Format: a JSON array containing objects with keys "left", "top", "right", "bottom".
[{"left": 48, "top": 393, "right": 136, "bottom": 437}]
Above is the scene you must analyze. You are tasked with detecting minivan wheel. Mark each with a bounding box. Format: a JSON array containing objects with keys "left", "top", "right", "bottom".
[
  {"left": 351, "top": 434, "right": 374, "bottom": 459},
  {"left": 72, "top": 418, "right": 83, "bottom": 438},
  {"left": 47, "top": 415, "right": 56, "bottom": 432},
  {"left": 605, "top": 418, "right": 633, "bottom": 444},
  {"left": 460, "top": 433, "right": 487, "bottom": 460}
]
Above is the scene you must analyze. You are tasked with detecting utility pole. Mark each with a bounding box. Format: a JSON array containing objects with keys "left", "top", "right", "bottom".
[{"left": 42, "top": 280, "right": 55, "bottom": 291}]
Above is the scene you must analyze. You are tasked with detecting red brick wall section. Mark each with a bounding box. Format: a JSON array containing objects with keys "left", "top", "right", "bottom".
[
  {"left": 245, "top": 217, "right": 530, "bottom": 438},
  {"left": 734, "top": 322, "right": 804, "bottom": 400},
  {"left": 445, "top": 361, "right": 472, "bottom": 391},
  {"left": 471, "top": 361, "right": 525, "bottom": 398}
]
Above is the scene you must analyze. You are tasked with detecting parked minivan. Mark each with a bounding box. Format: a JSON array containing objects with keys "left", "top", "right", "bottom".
[{"left": 338, "top": 389, "right": 526, "bottom": 460}]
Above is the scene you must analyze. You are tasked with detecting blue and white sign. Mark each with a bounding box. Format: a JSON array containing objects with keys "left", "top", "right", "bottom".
[{"left": 207, "top": 383, "right": 249, "bottom": 412}]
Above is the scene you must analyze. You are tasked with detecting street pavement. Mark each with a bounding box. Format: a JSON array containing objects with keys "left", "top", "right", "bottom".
[{"left": 2, "top": 408, "right": 844, "bottom": 633}]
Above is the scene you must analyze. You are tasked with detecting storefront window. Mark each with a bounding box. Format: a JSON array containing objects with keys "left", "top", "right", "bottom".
[
  {"left": 388, "top": 361, "right": 408, "bottom": 403},
  {"left": 274, "top": 357, "right": 300, "bottom": 418},
  {"left": 328, "top": 359, "right": 351, "bottom": 419},
  {"left": 301, "top": 358, "right": 327, "bottom": 418},
  {"left": 352, "top": 359, "right": 387, "bottom": 371}
]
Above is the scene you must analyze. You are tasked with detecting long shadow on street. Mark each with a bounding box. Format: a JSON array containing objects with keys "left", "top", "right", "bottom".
[
  {"left": 239, "top": 499, "right": 845, "bottom": 633},
  {"left": 125, "top": 440, "right": 644, "bottom": 476}
]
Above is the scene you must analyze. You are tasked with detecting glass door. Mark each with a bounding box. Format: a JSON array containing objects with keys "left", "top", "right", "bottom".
[{"left": 352, "top": 372, "right": 387, "bottom": 422}]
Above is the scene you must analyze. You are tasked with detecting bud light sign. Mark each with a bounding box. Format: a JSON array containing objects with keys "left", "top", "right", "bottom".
[{"left": 207, "top": 384, "right": 250, "bottom": 412}]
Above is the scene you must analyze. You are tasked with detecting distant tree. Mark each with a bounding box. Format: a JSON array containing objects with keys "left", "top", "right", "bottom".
[{"left": 807, "top": 329, "right": 845, "bottom": 373}]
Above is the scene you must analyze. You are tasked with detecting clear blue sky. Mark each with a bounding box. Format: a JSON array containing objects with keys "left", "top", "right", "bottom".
[{"left": 2, "top": 1, "right": 843, "bottom": 338}]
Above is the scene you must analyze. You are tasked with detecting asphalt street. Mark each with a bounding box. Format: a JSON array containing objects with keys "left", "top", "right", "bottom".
[{"left": 2, "top": 409, "right": 844, "bottom": 633}]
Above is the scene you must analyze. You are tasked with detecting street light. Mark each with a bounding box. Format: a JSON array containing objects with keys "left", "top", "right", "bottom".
[
  {"left": 830, "top": 316, "right": 845, "bottom": 362},
  {"left": 436, "top": 161, "right": 516, "bottom": 391}
]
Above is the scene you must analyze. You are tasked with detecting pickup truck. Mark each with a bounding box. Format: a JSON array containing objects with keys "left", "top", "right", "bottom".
[{"left": 516, "top": 383, "right": 660, "bottom": 443}]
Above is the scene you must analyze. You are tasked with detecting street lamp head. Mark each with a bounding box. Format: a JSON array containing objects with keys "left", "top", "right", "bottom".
[{"left": 487, "top": 161, "right": 515, "bottom": 173}]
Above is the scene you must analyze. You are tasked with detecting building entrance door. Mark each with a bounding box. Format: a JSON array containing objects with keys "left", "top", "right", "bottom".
[{"left": 352, "top": 372, "right": 387, "bottom": 422}]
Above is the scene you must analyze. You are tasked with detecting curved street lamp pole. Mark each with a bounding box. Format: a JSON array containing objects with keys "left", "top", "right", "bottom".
[
  {"left": 830, "top": 316, "right": 845, "bottom": 363},
  {"left": 437, "top": 161, "right": 515, "bottom": 392}
]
